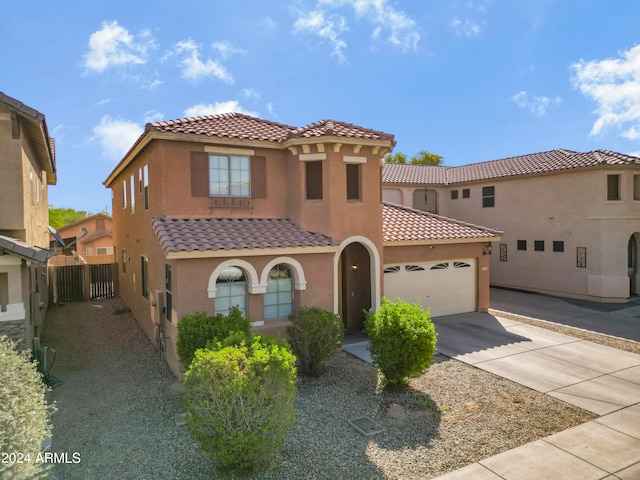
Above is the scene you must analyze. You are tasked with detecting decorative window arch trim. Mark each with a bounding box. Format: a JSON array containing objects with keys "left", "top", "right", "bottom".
[
  {"left": 259, "top": 256, "right": 307, "bottom": 291},
  {"left": 207, "top": 259, "right": 261, "bottom": 298}
]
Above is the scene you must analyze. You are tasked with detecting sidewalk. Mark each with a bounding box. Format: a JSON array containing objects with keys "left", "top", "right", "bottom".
[{"left": 429, "top": 290, "right": 640, "bottom": 480}]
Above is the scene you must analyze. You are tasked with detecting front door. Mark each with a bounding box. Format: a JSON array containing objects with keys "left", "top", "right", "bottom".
[{"left": 339, "top": 243, "right": 371, "bottom": 331}]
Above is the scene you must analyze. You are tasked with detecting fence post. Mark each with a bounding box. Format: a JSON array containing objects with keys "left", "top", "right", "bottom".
[{"left": 83, "top": 264, "right": 91, "bottom": 301}]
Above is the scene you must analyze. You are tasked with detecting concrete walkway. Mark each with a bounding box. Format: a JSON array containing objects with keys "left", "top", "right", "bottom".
[
  {"left": 344, "top": 290, "right": 640, "bottom": 479},
  {"left": 430, "top": 291, "right": 640, "bottom": 480}
]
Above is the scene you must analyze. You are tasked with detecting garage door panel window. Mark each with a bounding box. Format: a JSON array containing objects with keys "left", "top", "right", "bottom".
[
  {"left": 453, "top": 262, "right": 471, "bottom": 268},
  {"left": 405, "top": 265, "right": 426, "bottom": 271},
  {"left": 384, "top": 265, "right": 401, "bottom": 273},
  {"left": 430, "top": 263, "right": 449, "bottom": 270}
]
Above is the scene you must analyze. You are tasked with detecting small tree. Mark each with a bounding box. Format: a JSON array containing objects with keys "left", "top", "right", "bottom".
[
  {"left": 0, "top": 336, "right": 56, "bottom": 480},
  {"left": 176, "top": 307, "right": 250, "bottom": 367},
  {"left": 410, "top": 150, "right": 444, "bottom": 165},
  {"left": 384, "top": 152, "right": 407, "bottom": 164},
  {"left": 365, "top": 298, "right": 437, "bottom": 388},
  {"left": 183, "top": 336, "right": 297, "bottom": 473},
  {"left": 287, "top": 307, "right": 344, "bottom": 376}
]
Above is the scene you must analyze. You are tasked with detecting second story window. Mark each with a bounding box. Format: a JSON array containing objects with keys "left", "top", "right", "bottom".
[
  {"left": 482, "top": 186, "right": 495, "bottom": 208},
  {"left": 130, "top": 175, "right": 135, "bottom": 213},
  {"left": 607, "top": 174, "right": 621, "bottom": 201},
  {"left": 210, "top": 155, "right": 250, "bottom": 197},
  {"left": 346, "top": 163, "right": 361, "bottom": 201},
  {"left": 306, "top": 161, "right": 323, "bottom": 200}
]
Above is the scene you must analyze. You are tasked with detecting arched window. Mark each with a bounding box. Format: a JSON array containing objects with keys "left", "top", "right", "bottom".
[
  {"left": 215, "top": 266, "right": 246, "bottom": 315},
  {"left": 264, "top": 264, "right": 293, "bottom": 319}
]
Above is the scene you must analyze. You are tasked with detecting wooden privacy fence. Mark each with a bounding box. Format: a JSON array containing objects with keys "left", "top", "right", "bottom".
[{"left": 49, "top": 263, "right": 118, "bottom": 303}]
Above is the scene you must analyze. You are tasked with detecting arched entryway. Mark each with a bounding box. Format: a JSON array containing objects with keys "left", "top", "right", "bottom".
[
  {"left": 338, "top": 242, "right": 372, "bottom": 331},
  {"left": 629, "top": 233, "right": 640, "bottom": 296}
]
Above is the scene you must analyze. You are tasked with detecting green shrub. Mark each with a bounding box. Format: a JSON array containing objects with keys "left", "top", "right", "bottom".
[
  {"left": 183, "top": 336, "right": 297, "bottom": 473},
  {"left": 0, "top": 336, "right": 56, "bottom": 480},
  {"left": 365, "top": 298, "right": 438, "bottom": 388},
  {"left": 287, "top": 307, "right": 344, "bottom": 376},
  {"left": 176, "top": 306, "right": 250, "bottom": 367}
]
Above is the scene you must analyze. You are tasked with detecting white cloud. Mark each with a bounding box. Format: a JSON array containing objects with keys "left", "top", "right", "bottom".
[
  {"left": 451, "top": 17, "right": 483, "bottom": 37},
  {"left": 242, "top": 88, "right": 260, "bottom": 99},
  {"left": 84, "top": 21, "right": 155, "bottom": 73},
  {"left": 211, "top": 40, "right": 246, "bottom": 60},
  {"left": 143, "top": 110, "right": 164, "bottom": 123},
  {"left": 266, "top": 102, "right": 275, "bottom": 116},
  {"left": 170, "top": 39, "right": 234, "bottom": 83},
  {"left": 294, "top": 10, "right": 348, "bottom": 63},
  {"left": 93, "top": 115, "right": 143, "bottom": 161},
  {"left": 294, "top": 0, "right": 419, "bottom": 61},
  {"left": 184, "top": 101, "right": 259, "bottom": 117},
  {"left": 512, "top": 90, "right": 561, "bottom": 116},
  {"left": 571, "top": 44, "right": 640, "bottom": 138}
]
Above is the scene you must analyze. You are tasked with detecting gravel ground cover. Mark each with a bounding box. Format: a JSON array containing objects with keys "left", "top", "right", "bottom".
[{"left": 42, "top": 298, "right": 597, "bottom": 480}]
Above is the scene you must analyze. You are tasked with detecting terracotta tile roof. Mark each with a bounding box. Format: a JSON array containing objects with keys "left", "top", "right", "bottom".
[
  {"left": 290, "top": 119, "right": 395, "bottom": 142},
  {"left": 383, "top": 149, "right": 640, "bottom": 185},
  {"left": 382, "top": 163, "right": 448, "bottom": 184},
  {"left": 148, "top": 113, "right": 295, "bottom": 142},
  {"left": 146, "top": 113, "right": 395, "bottom": 144},
  {"left": 382, "top": 202, "right": 502, "bottom": 242},
  {"left": 152, "top": 217, "right": 337, "bottom": 255}
]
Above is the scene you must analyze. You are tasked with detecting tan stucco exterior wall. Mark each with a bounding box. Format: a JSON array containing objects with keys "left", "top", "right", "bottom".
[{"left": 384, "top": 166, "right": 640, "bottom": 301}]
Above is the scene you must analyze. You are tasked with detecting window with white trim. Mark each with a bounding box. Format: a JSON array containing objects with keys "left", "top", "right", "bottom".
[
  {"left": 264, "top": 265, "right": 293, "bottom": 319},
  {"left": 215, "top": 267, "right": 247, "bottom": 315},
  {"left": 210, "top": 155, "right": 250, "bottom": 197}
]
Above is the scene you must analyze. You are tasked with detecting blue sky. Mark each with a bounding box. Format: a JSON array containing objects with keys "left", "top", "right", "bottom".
[{"left": 3, "top": 1, "right": 640, "bottom": 214}]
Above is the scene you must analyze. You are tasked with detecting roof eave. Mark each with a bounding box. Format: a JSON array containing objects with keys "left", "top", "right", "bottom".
[{"left": 383, "top": 236, "right": 502, "bottom": 247}]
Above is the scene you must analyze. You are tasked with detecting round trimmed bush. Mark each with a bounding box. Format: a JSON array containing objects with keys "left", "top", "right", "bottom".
[
  {"left": 287, "top": 306, "right": 344, "bottom": 376},
  {"left": 183, "top": 335, "right": 297, "bottom": 473},
  {"left": 365, "top": 298, "right": 438, "bottom": 388},
  {"left": 0, "top": 336, "right": 56, "bottom": 480},
  {"left": 176, "top": 306, "right": 250, "bottom": 367}
]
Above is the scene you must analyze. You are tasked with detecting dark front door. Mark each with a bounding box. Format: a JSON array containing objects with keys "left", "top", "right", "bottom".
[{"left": 340, "top": 243, "right": 371, "bottom": 331}]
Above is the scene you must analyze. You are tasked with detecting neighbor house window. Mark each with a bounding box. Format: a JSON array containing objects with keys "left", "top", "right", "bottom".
[
  {"left": 122, "top": 249, "right": 126, "bottom": 273},
  {"left": 306, "top": 161, "right": 323, "bottom": 200},
  {"left": 143, "top": 164, "right": 149, "bottom": 210},
  {"left": 607, "top": 174, "right": 621, "bottom": 200},
  {"left": 130, "top": 175, "right": 136, "bottom": 213},
  {"left": 553, "top": 241, "right": 564, "bottom": 252},
  {"left": 264, "top": 265, "right": 293, "bottom": 319},
  {"left": 517, "top": 240, "right": 527, "bottom": 251},
  {"left": 215, "top": 267, "right": 246, "bottom": 315},
  {"left": 209, "top": 155, "right": 250, "bottom": 197},
  {"left": 346, "top": 164, "right": 361, "bottom": 201},
  {"left": 165, "top": 264, "right": 172, "bottom": 322},
  {"left": 534, "top": 240, "right": 545, "bottom": 252},
  {"left": 634, "top": 175, "right": 640, "bottom": 201},
  {"left": 482, "top": 186, "right": 495, "bottom": 207},
  {"left": 462, "top": 188, "right": 470, "bottom": 198},
  {"left": 451, "top": 190, "right": 459, "bottom": 200},
  {"left": 96, "top": 247, "right": 110, "bottom": 255},
  {"left": 141, "top": 256, "right": 149, "bottom": 299}
]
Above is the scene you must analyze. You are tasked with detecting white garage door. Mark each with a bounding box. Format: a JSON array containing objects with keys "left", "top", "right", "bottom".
[{"left": 383, "top": 259, "right": 476, "bottom": 317}]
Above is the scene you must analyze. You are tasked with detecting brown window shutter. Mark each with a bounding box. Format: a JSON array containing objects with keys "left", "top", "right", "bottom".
[
  {"left": 191, "top": 152, "right": 209, "bottom": 197},
  {"left": 251, "top": 156, "right": 267, "bottom": 199}
]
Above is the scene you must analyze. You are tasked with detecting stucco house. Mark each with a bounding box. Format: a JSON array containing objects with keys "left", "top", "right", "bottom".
[
  {"left": 104, "top": 113, "right": 501, "bottom": 377},
  {"left": 383, "top": 149, "right": 640, "bottom": 302},
  {"left": 49, "top": 213, "right": 114, "bottom": 265},
  {"left": 0, "top": 92, "right": 56, "bottom": 347}
]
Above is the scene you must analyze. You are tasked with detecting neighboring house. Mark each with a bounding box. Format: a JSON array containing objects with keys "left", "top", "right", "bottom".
[
  {"left": 383, "top": 149, "right": 640, "bottom": 302},
  {"left": 104, "top": 113, "right": 501, "bottom": 377},
  {"left": 0, "top": 92, "right": 56, "bottom": 348},
  {"left": 49, "top": 213, "right": 114, "bottom": 265}
]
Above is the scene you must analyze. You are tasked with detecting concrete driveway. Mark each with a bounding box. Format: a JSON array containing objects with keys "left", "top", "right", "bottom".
[{"left": 431, "top": 312, "right": 640, "bottom": 480}]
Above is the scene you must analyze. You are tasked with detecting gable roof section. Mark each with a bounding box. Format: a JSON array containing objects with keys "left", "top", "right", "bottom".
[
  {"left": 382, "top": 149, "right": 640, "bottom": 185},
  {"left": 382, "top": 202, "right": 502, "bottom": 244},
  {"left": 0, "top": 234, "right": 50, "bottom": 266},
  {"left": 0, "top": 91, "right": 56, "bottom": 184},
  {"left": 105, "top": 113, "right": 395, "bottom": 186},
  {"left": 152, "top": 217, "right": 338, "bottom": 258}
]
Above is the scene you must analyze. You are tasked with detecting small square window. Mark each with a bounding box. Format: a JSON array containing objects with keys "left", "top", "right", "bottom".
[
  {"left": 462, "top": 188, "right": 470, "bottom": 198},
  {"left": 451, "top": 190, "right": 459, "bottom": 200},
  {"left": 553, "top": 241, "right": 564, "bottom": 252},
  {"left": 517, "top": 240, "right": 527, "bottom": 251},
  {"left": 534, "top": 240, "right": 545, "bottom": 252}
]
